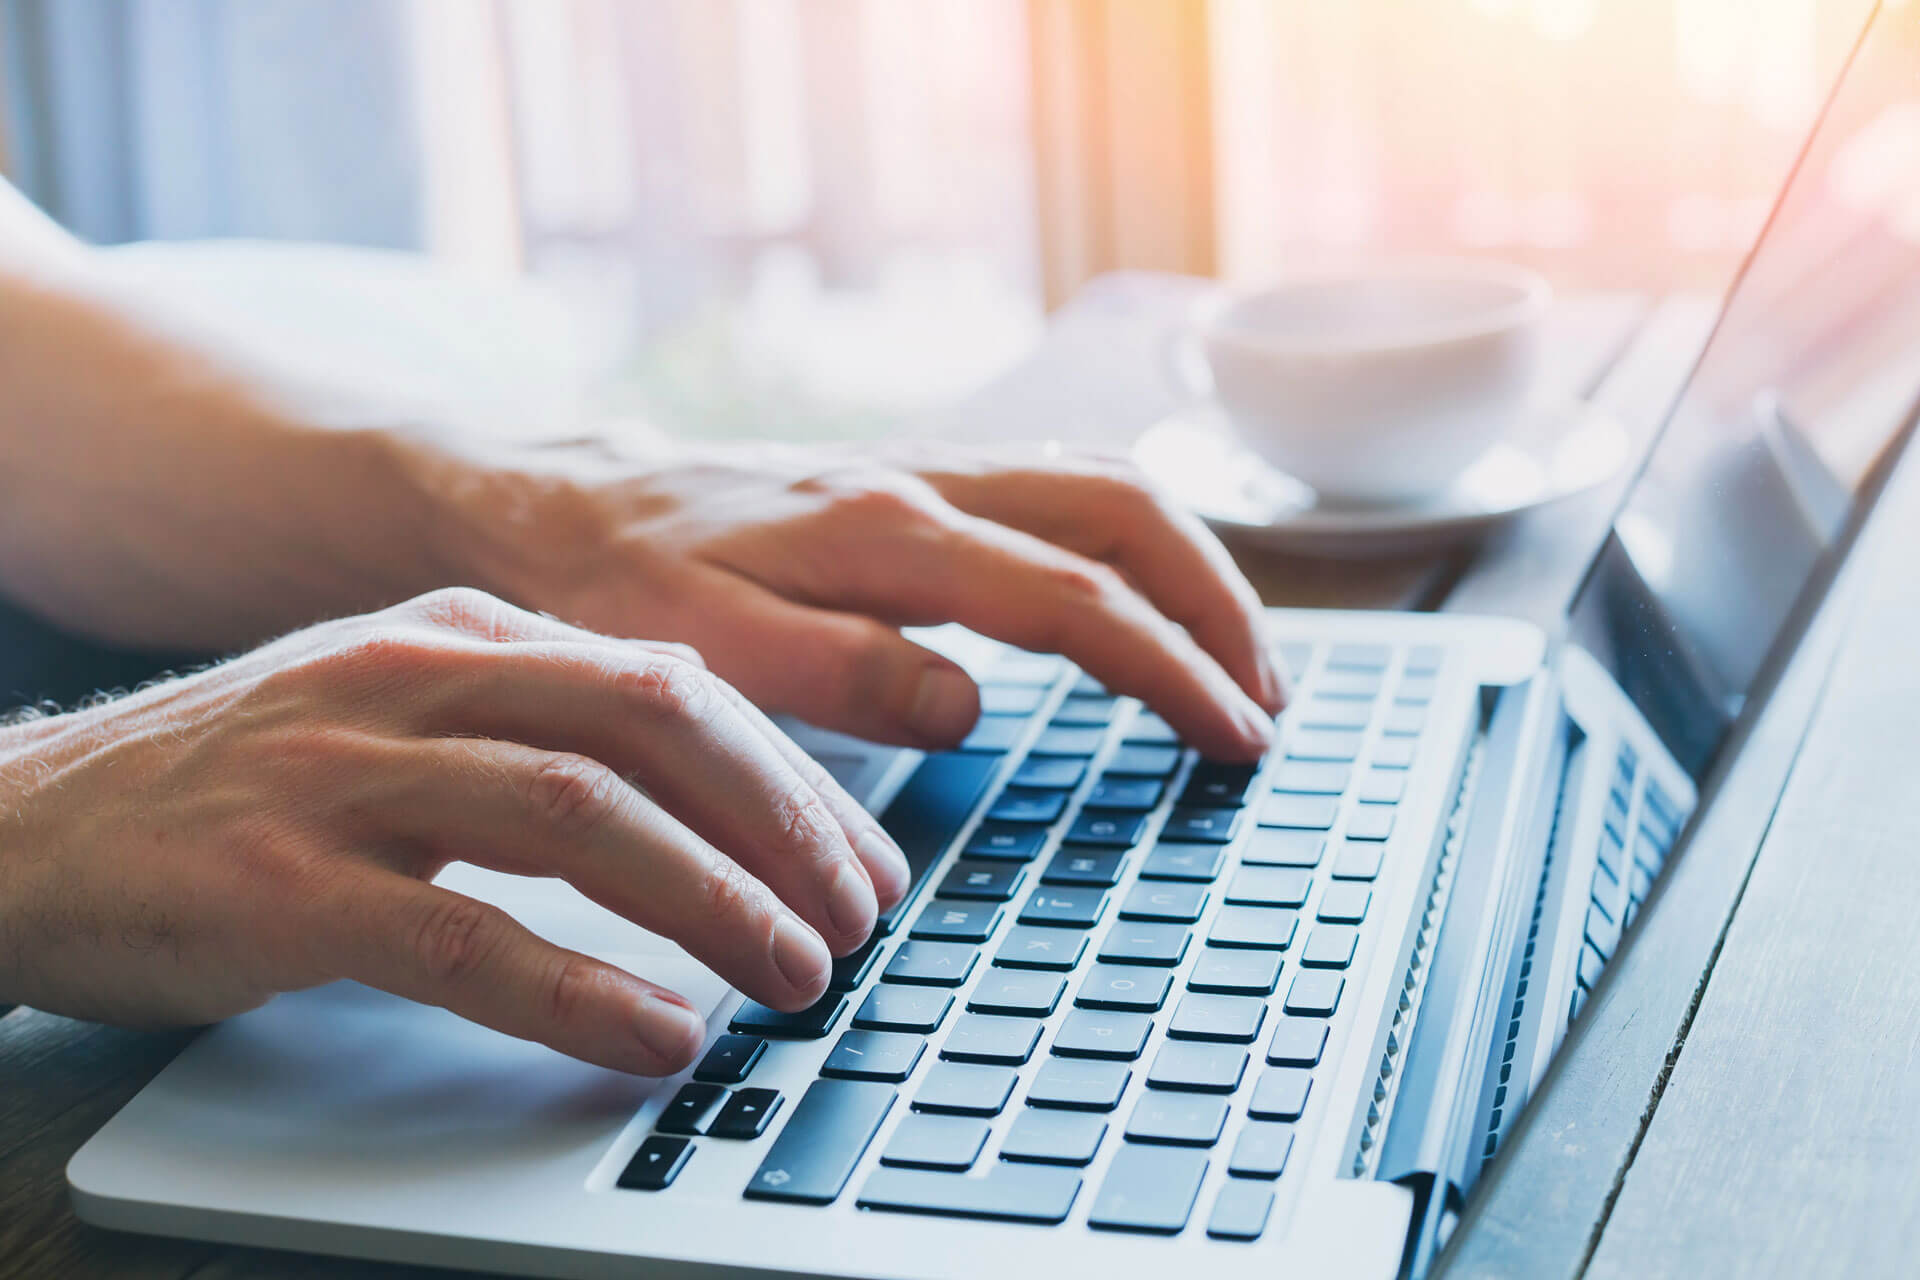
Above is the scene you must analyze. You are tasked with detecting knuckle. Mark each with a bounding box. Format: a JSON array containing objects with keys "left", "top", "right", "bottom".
[
  {"left": 525, "top": 753, "right": 625, "bottom": 839},
  {"left": 404, "top": 586, "right": 511, "bottom": 632},
  {"left": 616, "top": 654, "right": 714, "bottom": 725},
  {"left": 309, "top": 630, "right": 445, "bottom": 688},
  {"left": 544, "top": 954, "right": 603, "bottom": 1026},
  {"left": 699, "top": 858, "right": 766, "bottom": 929},
  {"left": 769, "top": 781, "right": 840, "bottom": 861},
  {"left": 412, "top": 896, "right": 502, "bottom": 986}
]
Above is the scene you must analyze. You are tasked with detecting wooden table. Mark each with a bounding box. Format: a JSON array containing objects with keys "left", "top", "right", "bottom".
[{"left": 5, "top": 281, "right": 1912, "bottom": 1278}]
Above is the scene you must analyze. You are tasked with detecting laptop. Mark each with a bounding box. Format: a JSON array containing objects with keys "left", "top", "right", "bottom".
[{"left": 68, "top": 5, "right": 1920, "bottom": 1275}]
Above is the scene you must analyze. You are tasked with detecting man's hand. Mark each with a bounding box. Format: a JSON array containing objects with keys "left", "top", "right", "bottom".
[
  {"left": 422, "top": 440, "right": 1285, "bottom": 760},
  {"left": 0, "top": 588, "right": 909, "bottom": 1077}
]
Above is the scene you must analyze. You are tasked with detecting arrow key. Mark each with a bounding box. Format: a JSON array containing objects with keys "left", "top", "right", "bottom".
[
  {"left": 708, "top": 1087, "right": 785, "bottom": 1139},
  {"left": 617, "top": 1134, "right": 693, "bottom": 1191}
]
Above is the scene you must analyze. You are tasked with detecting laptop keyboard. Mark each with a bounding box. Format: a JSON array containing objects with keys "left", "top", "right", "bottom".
[
  {"left": 616, "top": 639, "right": 1449, "bottom": 1239},
  {"left": 1569, "top": 743, "right": 1690, "bottom": 1019}
]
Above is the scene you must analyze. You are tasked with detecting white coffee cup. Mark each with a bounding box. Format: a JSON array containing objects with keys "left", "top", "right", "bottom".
[{"left": 1167, "top": 260, "right": 1551, "bottom": 505}]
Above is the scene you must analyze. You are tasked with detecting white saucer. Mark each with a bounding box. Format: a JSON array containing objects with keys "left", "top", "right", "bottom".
[{"left": 1133, "top": 398, "right": 1632, "bottom": 559}]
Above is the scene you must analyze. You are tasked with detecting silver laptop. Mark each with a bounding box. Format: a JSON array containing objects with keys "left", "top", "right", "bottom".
[{"left": 68, "top": 6, "right": 1920, "bottom": 1276}]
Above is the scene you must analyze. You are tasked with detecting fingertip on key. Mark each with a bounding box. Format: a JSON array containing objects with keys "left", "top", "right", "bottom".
[
  {"left": 633, "top": 990, "right": 705, "bottom": 1075},
  {"left": 824, "top": 858, "right": 879, "bottom": 945},
  {"left": 908, "top": 663, "right": 980, "bottom": 746},
  {"left": 858, "top": 828, "right": 912, "bottom": 910},
  {"left": 771, "top": 914, "right": 833, "bottom": 1004}
]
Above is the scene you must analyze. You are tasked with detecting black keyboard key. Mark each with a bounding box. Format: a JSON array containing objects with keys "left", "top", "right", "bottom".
[
  {"left": 823, "top": 1030, "right": 925, "bottom": 1083},
  {"left": 1026, "top": 1058, "right": 1131, "bottom": 1111},
  {"left": 1122, "top": 1095, "right": 1228, "bottom": 1147},
  {"left": 1106, "top": 745, "right": 1182, "bottom": 777},
  {"left": 1084, "top": 777, "right": 1165, "bottom": 812},
  {"left": 1160, "top": 805, "right": 1244, "bottom": 844},
  {"left": 1578, "top": 940, "right": 1605, "bottom": 989},
  {"left": 913, "top": 1062, "right": 1017, "bottom": 1115},
  {"left": 881, "top": 1114, "right": 990, "bottom": 1170},
  {"left": 994, "top": 925, "right": 1087, "bottom": 970},
  {"left": 858, "top": 1163, "right": 1081, "bottom": 1224},
  {"left": 1053, "top": 694, "right": 1119, "bottom": 726},
  {"left": 967, "top": 970, "right": 1066, "bottom": 1018},
  {"left": 1283, "top": 971, "right": 1344, "bottom": 1017},
  {"left": 1097, "top": 922, "right": 1192, "bottom": 967},
  {"left": 941, "top": 1014, "right": 1043, "bottom": 1065},
  {"left": 827, "top": 936, "right": 886, "bottom": 992},
  {"left": 877, "top": 751, "right": 1002, "bottom": 929},
  {"left": 959, "top": 715, "right": 1027, "bottom": 754},
  {"left": 910, "top": 901, "right": 1002, "bottom": 943},
  {"left": 1000, "top": 1108, "right": 1108, "bottom": 1165},
  {"left": 1076, "top": 964, "right": 1173, "bottom": 1012},
  {"left": 1052, "top": 1009, "right": 1153, "bottom": 1060},
  {"left": 709, "top": 1087, "right": 784, "bottom": 1139},
  {"left": 1301, "top": 924, "right": 1359, "bottom": 969},
  {"left": 1011, "top": 756, "right": 1086, "bottom": 789},
  {"left": 882, "top": 940, "right": 978, "bottom": 986},
  {"left": 1242, "top": 829, "right": 1326, "bottom": 867},
  {"left": 1208, "top": 906, "right": 1298, "bottom": 950},
  {"left": 1265, "top": 1016, "right": 1327, "bottom": 1066},
  {"left": 979, "top": 683, "right": 1045, "bottom": 715},
  {"left": 694, "top": 1033, "right": 766, "bottom": 1085},
  {"left": 1586, "top": 899, "right": 1621, "bottom": 958},
  {"left": 937, "top": 859, "right": 1027, "bottom": 902},
  {"left": 1224, "top": 866, "right": 1313, "bottom": 908},
  {"left": 1041, "top": 847, "right": 1128, "bottom": 887},
  {"left": 1248, "top": 1067, "right": 1312, "bottom": 1120},
  {"left": 1228, "top": 1120, "right": 1294, "bottom": 1178},
  {"left": 1089, "top": 1145, "right": 1209, "bottom": 1234},
  {"left": 1019, "top": 886, "right": 1108, "bottom": 928},
  {"left": 1318, "top": 883, "right": 1372, "bottom": 923},
  {"left": 1147, "top": 1041, "right": 1247, "bottom": 1093},
  {"left": 617, "top": 1134, "right": 692, "bottom": 1191},
  {"left": 1331, "top": 841, "right": 1384, "bottom": 880},
  {"left": 1287, "top": 730, "right": 1363, "bottom": 762},
  {"left": 729, "top": 993, "right": 848, "bottom": 1040},
  {"left": 854, "top": 984, "right": 953, "bottom": 1034},
  {"left": 986, "top": 789, "right": 1070, "bottom": 825},
  {"left": 1180, "top": 762, "right": 1261, "bottom": 807},
  {"left": 1187, "top": 949, "right": 1282, "bottom": 996},
  {"left": 964, "top": 824, "right": 1048, "bottom": 861},
  {"left": 1139, "top": 842, "right": 1227, "bottom": 882},
  {"left": 1259, "top": 793, "right": 1340, "bottom": 830},
  {"left": 1032, "top": 726, "right": 1106, "bottom": 757},
  {"left": 1119, "top": 881, "right": 1208, "bottom": 923},
  {"left": 657, "top": 1081, "right": 729, "bottom": 1135},
  {"left": 1167, "top": 993, "right": 1267, "bottom": 1043},
  {"left": 1270, "top": 760, "right": 1351, "bottom": 794},
  {"left": 1065, "top": 812, "right": 1149, "bottom": 848},
  {"left": 745, "top": 1078, "right": 895, "bottom": 1204},
  {"left": 1208, "top": 1179, "right": 1274, "bottom": 1241}
]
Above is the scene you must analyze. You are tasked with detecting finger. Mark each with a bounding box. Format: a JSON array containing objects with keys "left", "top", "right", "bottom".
[
  {"left": 379, "top": 738, "right": 838, "bottom": 1010},
  {"left": 319, "top": 868, "right": 709, "bottom": 1076},
  {"left": 756, "top": 507, "right": 1273, "bottom": 760},
  {"left": 683, "top": 573, "right": 980, "bottom": 753},
  {"left": 918, "top": 459, "right": 1287, "bottom": 713}
]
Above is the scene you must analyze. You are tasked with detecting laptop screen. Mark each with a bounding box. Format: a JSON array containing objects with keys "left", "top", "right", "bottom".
[{"left": 1565, "top": 0, "right": 1920, "bottom": 778}]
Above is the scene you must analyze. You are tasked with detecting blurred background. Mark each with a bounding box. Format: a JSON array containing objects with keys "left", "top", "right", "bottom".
[{"left": 0, "top": 0, "right": 1874, "bottom": 441}]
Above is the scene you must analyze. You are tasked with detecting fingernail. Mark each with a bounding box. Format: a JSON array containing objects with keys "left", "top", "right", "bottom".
[
  {"left": 824, "top": 859, "right": 878, "bottom": 939},
  {"left": 858, "top": 828, "right": 912, "bottom": 908},
  {"left": 771, "top": 915, "right": 831, "bottom": 996},
  {"left": 636, "top": 992, "right": 703, "bottom": 1069},
  {"left": 909, "top": 666, "right": 979, "bottom": 744}
]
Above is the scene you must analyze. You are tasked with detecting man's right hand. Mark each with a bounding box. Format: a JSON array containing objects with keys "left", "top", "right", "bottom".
[{"left": 0, "top": 588, "right": 909, "bottom": 1077}]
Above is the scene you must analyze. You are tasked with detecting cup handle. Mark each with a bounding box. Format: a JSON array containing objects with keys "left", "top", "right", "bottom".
[{"left": 1160, "top": 324, "right": 1214, "bottom": 404}]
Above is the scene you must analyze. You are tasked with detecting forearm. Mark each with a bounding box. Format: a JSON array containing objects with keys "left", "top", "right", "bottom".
[{"left": 0, "top": 198, "right": 465, "bottom": 650}]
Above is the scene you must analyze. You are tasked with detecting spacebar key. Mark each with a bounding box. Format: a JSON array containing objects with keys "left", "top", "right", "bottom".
[
  {"left": 876, "top": 751, "right": 1004, "bottom": 932},
  {"left": 858, "top": 1164, "right": 1081, "bottom": 1224},
  {"left": 744, "top": 1079, "right": 896, "bottom": 1205}
]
